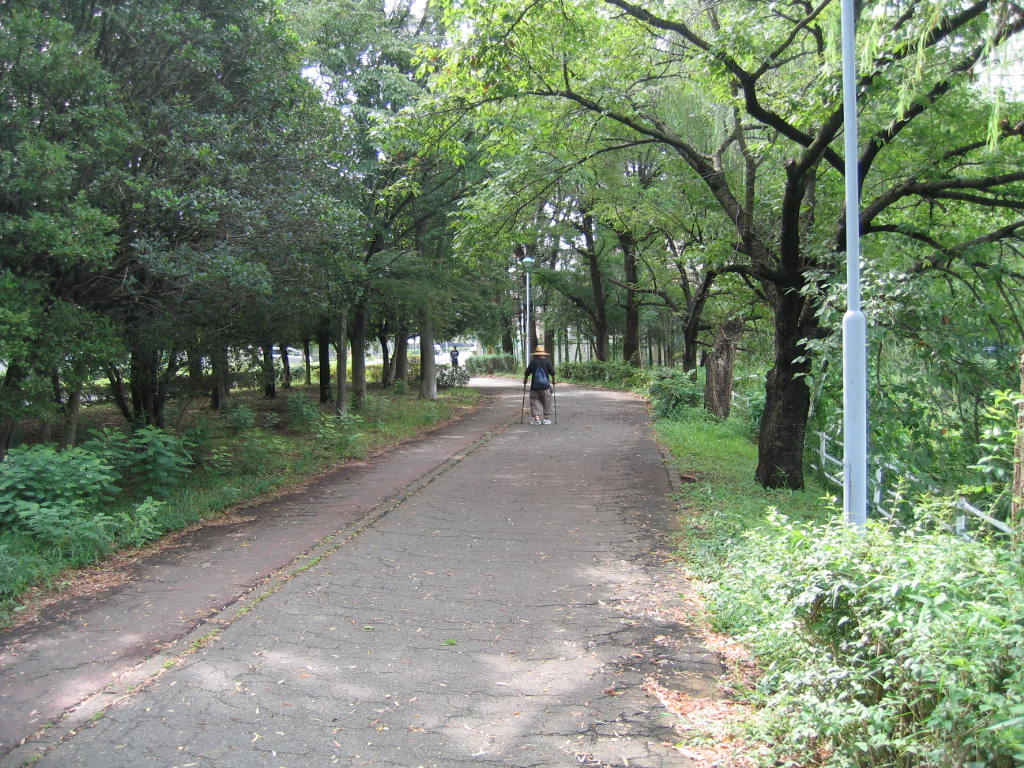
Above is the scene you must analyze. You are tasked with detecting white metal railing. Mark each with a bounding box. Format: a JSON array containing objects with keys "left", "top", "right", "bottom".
[{"left": 809, "top": 430, "right": 1016, "bottom": 540}]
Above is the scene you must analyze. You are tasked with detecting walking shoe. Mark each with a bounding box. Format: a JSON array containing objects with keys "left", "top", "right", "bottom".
[
  {"left": 542, "top": 418, "right": 552, "bottom": 425},
  {"left": 531, "top": 419, "right": 542, "bottom": 425}
]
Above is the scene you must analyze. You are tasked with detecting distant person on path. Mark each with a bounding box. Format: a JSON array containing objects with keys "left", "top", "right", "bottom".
[
  {"left": 523, "top": 345, "right": 555, "bottom": 425},
  {"left": 450, "top": 347, "right": 459, "bottom": 367}
]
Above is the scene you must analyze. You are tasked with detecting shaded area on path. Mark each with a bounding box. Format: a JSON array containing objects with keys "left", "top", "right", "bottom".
[{"left": 2, "top": 379, "right": 726, "bottom": 768}]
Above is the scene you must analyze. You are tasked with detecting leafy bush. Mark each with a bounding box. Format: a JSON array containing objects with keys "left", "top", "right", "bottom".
[
  {"left": 223, "top": 403, "right": 257, "bottom": 431},
  {"left": 124, "top": 426, "right": 193, "bottom": 498},
  {"left": 316, "top": 412, "right": 364, "bottom": 456},
  {"left": 436, "top": 364, "right": 470, "bottom": 389},
  {"left": 646, "top": 368, "right": 703, "bottom": 419},
  {"left": 0, "top": 445, "right": 119, "bottom": 528},
  {"left": 559, "top": 360, "right": 650, "bottom": 389},
  {"left": 465, "top": 353, "right": 518, "bottom": 375},
  {"left": 82, "top": 426, "right": 193, "bottom": 499},
  {"left": 286, "top": 392, "right": 322, "bottom": 430},
  {"left": 711, "top": 512, "right": 1024, "bottom": 768}
]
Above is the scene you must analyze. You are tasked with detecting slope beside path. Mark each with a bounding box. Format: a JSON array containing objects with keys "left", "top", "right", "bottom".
[{"left": 1, "top": 378, "right": 726, "bottom": 768}]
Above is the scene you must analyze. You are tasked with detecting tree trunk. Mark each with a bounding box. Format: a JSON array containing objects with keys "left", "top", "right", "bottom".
[
  {"left": 62, "top": 387, "right": 82, "bottom": 449},
  {"left": 335, "top": 309, "right": 349, "bottom": 414},
  {"left": 279, "top": 343, "right": 292, "bottom": 389},
  {"left": 209, "top": 345, "right": 229, "bottom": 411},
  {"left": 261, "top": 344, "right": 276, "bottom": 399},
  {"left": 392, "top": 325, "right": 409, "bottom": 386},
  {"left": 583, "top": 215, "right": 610, "bottom": 362},
  {"left": 704, "top": 319, "right": 743, "bottom": 419},
  {"left": 419, "top": 308, "right": 437, "bottom": 401},
  {"left": 129, "top": 344, "right": 176, "bottom": 426},
  {"left": 303, "top": 339, "right": 312, "bottom": 385},
  {"left": 348, "top": 300, "right": 367, "bottom": 411},
  {"left": 618, "top": 230, "right": 642, "bottom": 367},
  {"left": 501, "top": 317, "right": 515, "bottom": 356},
  {"left": 377, "top": 324, "right": 392, "bottom": 388},
  {"left": 0, "top": 363, "right": 26, "bottom": 459},
  {"left": 1012, "top": 346, "right": 1024, "bottom": 538},
  {"left": 756, "top": 292, "right": 814, "bottom": 489},
  {"left": 317, "top": 318, "right": 332, "bottom": 403}
]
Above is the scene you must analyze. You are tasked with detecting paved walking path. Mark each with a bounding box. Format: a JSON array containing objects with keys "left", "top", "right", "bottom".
[{"left": 0, "top": 378, "right": 723, "bottom": 768}]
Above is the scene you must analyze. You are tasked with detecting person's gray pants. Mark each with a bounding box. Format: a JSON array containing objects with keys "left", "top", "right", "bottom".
[{"left": 529, "top": 388, "right": 553, "bottom": 420}]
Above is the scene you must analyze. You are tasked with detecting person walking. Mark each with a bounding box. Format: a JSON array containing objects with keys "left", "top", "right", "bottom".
[{"left": 523, "top": 345, "right": 556, "bottom": 425}]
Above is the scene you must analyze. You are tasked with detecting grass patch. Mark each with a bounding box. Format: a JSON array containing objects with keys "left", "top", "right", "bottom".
[{"left": 655, "top": 410, "right": 827, "bottom": 573}]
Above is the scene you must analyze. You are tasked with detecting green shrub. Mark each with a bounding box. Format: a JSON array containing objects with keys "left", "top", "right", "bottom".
[
  {"left": 466, "top": 353, "right": 518, "bottom": 375},
  {"left": 223, "top": 403, "right": 257, "bottom": 431},
  {"left": 316, "top": 412, "right": 364, "bottom": 456},
  {"left": 646, "top": 368, "right": 703, "bottom": 419},
  {"left": 0, "top": 445, "right": 119, "bottom": 528},
  {"left": 82, "top": 426, "right": 193, "bottom": 499},
  {"left": 711, "top": 512, "right": 1024, "bottom": 768},
  {"left": 286, "top": 392, "right": 322, "bottom": 430},
  {"left": 436, "top": 364, "right": 470, "bottom": 389},
  {"left": 124, "top": 426, "right": 193, "bottom": 498},
  {"left": 559, "top": 360, "right": 649, "bottom": 389}
]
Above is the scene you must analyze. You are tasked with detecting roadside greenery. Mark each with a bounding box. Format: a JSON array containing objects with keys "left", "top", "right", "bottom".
[
  {"left": 646, "top": 372, "right": 1024, "bottom": 768},
  {"left": 465, "top": 354, "right": 519, "bottom": 376},
  {"left": 0, "top": 386, "right": 480, "bottom": 626}
]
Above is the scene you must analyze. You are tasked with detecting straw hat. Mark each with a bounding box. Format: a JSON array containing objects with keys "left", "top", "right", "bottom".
[{"left": 532, "top": 345, "right": 549, "bottom": 356}]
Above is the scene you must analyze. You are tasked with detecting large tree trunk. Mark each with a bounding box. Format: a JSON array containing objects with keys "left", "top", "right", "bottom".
[
  {"left": 583, "top": 215, "right": 610, "bottom": 362},
  {"left": 61, "top": 387, "right": 83, "bottom": 449},
  {"left": 317, "top": 318, "right": 332, "bottom": 403},
  {"left": 377, "top": 323, "right": 392, "bottom": 388},
  {"left": 209, "top": 345, "right": 230, "bottom": 411},
  {"left": 348, "top": 300, "right": 367, "bottom": 411},
  {"left": 419, "top": 308, "right": 437, "bottom": 401},
  {"left": 704, "top": 319, "right": 743, "bottom": 419},
  {"left": 501, "top": 317, "right": 515, "bottom": 356},
  {"left": 618, "top": 230, "right": 642, "bottom": 367},
  {"left": 392, "top": 325, "right": 409, "bottom": 386},
  {"left": 0, "top": 363, "right": 26, "bottom": 459},
  {"left": 128, "top": 344, "right": 177, "bottom": 426},
  {"left": 756, "top": 292, "right": 814, "bottom": 489},
  {"left": 1012, "top": 346, "right": 1024, "bottom": 538},
  {"left": 335, "top": 309, "right": 349, "bottom": 414},
  {"left": 279, "top": 343, "right": 292, "bottom": 389},
  {"left": 261, "top": 344, "right": 276, "bottom": 399}
]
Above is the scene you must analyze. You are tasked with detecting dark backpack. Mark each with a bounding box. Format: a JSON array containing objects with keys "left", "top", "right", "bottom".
[{"left": 531, "top": 366, "right": 550, "bottom": 391}]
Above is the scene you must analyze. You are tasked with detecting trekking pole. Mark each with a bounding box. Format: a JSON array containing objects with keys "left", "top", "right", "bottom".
[
  {"left": 520, "top": 381, "right": 527, "bottom": 424},
  {"left": 551, "top": 383, "right": 557, "bottom": 424}
]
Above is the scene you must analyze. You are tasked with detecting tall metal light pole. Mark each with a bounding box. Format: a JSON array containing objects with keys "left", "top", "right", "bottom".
[
  {"left": 841, "top": 0, "right": 868, "bottom": 526},
  {"left": 522, "top": 255, "right": 535, "bottom": 365}
]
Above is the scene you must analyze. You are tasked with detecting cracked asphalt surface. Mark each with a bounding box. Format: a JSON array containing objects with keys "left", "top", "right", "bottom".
[{"left": 1, "top": 378, "right": 723, "bottom": 767}]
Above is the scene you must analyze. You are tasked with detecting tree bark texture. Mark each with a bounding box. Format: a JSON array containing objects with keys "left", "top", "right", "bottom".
[
  {"left": 335, "top": 309, "right": 349, "bottom": 414},
  {"left": 348, "top": 301, "right": 367, "bottom": 411},
  {"left": 279, "top": 343, "right": 291, "bottom": 389},
  {"left": 317, "top": 318, "right": 332, "bottom": 403},
  {"left": 1013, "top": 346, "right": 1024, "bottom": 538},
  {"left": 755, "top": 291, "right": 813, "bottom": 489},
  {"left": 261, "top": 344, "right": 276, "bottom": 399},
  {"left": 617, "top": 230, "right": 642, "bottom": 367},
  {"left": 419, "top": 308, "right": 437, "bottom": 401},
  {"left": 704, "top": 319, "right": 742, "bottom": 419}
]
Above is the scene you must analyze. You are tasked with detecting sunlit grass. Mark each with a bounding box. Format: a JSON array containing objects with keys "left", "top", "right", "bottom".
[{"left": 655, "top": 410, "right": 829, "bottom": 572}]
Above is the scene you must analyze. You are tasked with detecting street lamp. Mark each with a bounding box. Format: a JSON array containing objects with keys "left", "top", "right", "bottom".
[
  {"left": 840, "top": 0, "right": 868, "bottom": 527},
  {"left": 521, "top": 254, "right": 535, "bottom": 364}
]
